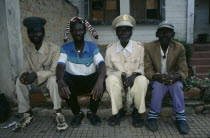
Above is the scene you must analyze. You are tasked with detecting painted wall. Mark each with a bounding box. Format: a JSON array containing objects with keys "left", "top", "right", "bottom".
[
  {"left": 0, "top": 0, "right": 78, "bottom": 103},
  {"left": 20, "top": 0, "right": 77, "bottom": 47},
  {"left": 70, "top": 0, "right": 187, "bottom": 45},
  {"left": 0, "top": 0, "right": 23, "bottom": 104},
  {"left": 194, "top": 0, "right": 210, "bottom": 42}
]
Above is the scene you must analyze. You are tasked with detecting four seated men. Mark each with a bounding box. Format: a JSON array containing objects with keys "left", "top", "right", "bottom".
[{"left": 14, "top": 16, "right": 190, "bottom": 134}]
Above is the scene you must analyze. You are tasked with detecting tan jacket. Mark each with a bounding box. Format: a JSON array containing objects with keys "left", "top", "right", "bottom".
[
  {"left": 105, "top": 41, "right": 144, "bottom": 78},
  {"left": 23, "top": 40, "right": 60, "bottom": 85},
  {"left": 144, "top": 40, "right": 188, "bottom": 80}
]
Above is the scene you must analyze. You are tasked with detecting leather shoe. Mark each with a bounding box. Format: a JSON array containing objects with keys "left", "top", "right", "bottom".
[
  {"left": 145, "top": 119, "right": 158, "bottom": 132},
  {"left": 176, "top": 120, "right": 190, "bottom": 134}
]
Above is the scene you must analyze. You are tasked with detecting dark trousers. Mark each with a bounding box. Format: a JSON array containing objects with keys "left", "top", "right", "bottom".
[{"left": 64, "top": 72, "right": 104, "bottom": 115}]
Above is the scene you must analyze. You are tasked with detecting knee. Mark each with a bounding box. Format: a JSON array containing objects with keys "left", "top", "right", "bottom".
[
  {"left": 152, "top": 81, "right": 164, "bottom": 89},
  {"left": 172, "top": 81, "right": 183, "bottom": 89},
  {"left": 134, "top": 76, "right": 149, "bottom": 85},
  {"left": 16, "top": 77, "right": 21, "bottom": 84},
  {"left": 106, "top": 75, "right": 120, "bottom": 86},
  {"left": 16, "top": 77, "right": 25, "bottom": 86},
  {"left": 47, "top": 76, "right": 57, "bottom": 85}
]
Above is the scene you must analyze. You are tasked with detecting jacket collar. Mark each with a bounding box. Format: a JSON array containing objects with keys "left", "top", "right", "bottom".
[{"left": 116, "top": 40, "right": 133, "bottom": 53}]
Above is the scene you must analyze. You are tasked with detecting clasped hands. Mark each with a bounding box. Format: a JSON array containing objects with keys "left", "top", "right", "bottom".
[
  {"left": 152, "top": 73, "right": 181, "bottom": 85},
  {"left": 19, "top": 72, "right": 37, "bottom": 85},
  {"left": 121, "top": 72, "right": 142, "bottom": 89}
]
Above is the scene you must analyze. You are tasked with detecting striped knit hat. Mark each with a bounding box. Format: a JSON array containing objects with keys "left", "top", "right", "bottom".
[{"left": 64, "top": 16, "right": 98, "bottom": 43}]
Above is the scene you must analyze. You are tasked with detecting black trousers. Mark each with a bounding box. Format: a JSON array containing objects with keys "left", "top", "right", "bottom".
[{"left": 64, "top": 72, "right": 104, "bottom": 115}]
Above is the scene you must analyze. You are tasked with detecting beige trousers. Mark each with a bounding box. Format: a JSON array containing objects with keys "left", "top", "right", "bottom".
[
  {"left": 106, "top": 75, "right": 149, "bottom": 115},
  {"left": 16, "top": 76, "right": 62, "bottom": 113}
]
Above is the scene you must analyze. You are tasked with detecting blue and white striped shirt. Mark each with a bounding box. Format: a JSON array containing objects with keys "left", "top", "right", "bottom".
[{"left": 58, "top": 41, "right": 104, "bottom": 76}]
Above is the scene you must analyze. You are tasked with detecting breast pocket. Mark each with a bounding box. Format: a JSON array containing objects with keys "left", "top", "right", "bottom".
[
  {"left": 130, "top": 57, "right": 140, "bottom": 63},
  {"left": 111, "top": 58, "right": 121, "bottom": 70},
  {"left": 111, "top": 58, "right": 121, "bottom": 63},
  {"left": 41, "top": 61, "right": 52, "bottom": 70},
  {"left": 130, "top": 57, "right": 140, "bottom": 70}
]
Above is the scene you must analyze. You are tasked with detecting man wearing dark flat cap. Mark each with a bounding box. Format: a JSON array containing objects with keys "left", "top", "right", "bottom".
[
  {"left": 105, "top": 15, "right": 149, "bottom": 127},
  {"left": 144, "top": 20, "right": 190, "bottom": 134},
  {"left": 14, "top": 17, "right": 68, "bottom": 132}
]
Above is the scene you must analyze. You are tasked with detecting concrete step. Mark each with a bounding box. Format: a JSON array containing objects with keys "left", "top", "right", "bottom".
[
  {"left": 191, "top": 58, "right": 210, "bottom": 65},
  {"left": 192, "top": 51, "right": 210, "bottom": 58},
  {"left": 195, "top": 65, "right": 210, "bottom": 73},
  {"left": 31, "top": 103, "right": 205, "bottom": 117},
  {"left": 193, "top": 43, "right": 210, "bottom": 47},
  {"left": 194, "top": 46, "right": 210, "bottom": 51},
  {"left": 31, "top": 89, "right": 202, "bottom": 108},
  {"left": 195, "top": 73, "right": 210, "bottom": 79}
]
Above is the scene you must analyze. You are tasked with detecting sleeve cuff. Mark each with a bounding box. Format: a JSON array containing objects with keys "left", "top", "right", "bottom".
[
  {"left": 58, "top": 62, "right": 66, "bottom": 65},
  {"left": 97, "top": 60, "right": 104, "bottom": 66}
]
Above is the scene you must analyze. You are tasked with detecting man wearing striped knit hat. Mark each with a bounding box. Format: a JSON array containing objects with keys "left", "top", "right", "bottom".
[
  {"left": 56, "top": 17, "right": 106, "bottom": 128},
  {"left": 144, "top": 21, "right": 190, "bottom": 134}
]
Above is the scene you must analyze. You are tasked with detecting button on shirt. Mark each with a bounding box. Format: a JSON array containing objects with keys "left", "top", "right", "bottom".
[
  {"left": 160, "top": 47, "right": 169, "bottom": 74},
  {"left": 58, "top": 41, "right": 104, "bottom": 76}
]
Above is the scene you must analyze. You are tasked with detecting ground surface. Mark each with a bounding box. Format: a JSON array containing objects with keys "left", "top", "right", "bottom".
[{"left": 0, "top": 109, "right": 210, "bottom": 138}]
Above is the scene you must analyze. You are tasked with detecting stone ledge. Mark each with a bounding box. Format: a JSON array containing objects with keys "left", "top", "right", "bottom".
[{"left": 28, "top": 91, "right": 210, "bottom": 115}]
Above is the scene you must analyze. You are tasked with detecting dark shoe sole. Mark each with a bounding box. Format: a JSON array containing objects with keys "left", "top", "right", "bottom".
[
  {"left": 175, "top": 121, "right": 190, "bottom": 135},
  {"left": 108, "top": 115, "right": 127, "bottom": 126},
  {"left": 70, "top": 114, "right": 84, "bottom": 128},
  {"left": 145, "top": 119, "right": 158, "bottom": 132},
  {"left": 90, "top": 119, "right": 101, "bottom": 126},
  {"left": 87, "top": 114, "right": 101, "bottom": 126},
  {"left": 132, "top": 120, "right": 144, "bottom": 128}
]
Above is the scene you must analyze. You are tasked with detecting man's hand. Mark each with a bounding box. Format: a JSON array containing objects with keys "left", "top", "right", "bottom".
[
  {"left": 152, "top": 73, "right": 168, "bottom": 84},
  {"left": 121, "top": 72, "right": 128, "bottom": 90},
  {"left": 57, "top": 80, "right": 71, "bottom": 99},
  {"left": 20, "top": 72, "right": 37, "bottom": 85},
  {"left": 20, "top": 72, "right": 29, "bottom": 85},
  {"left": 91, "top": 79, "right": 104, "bottom": 100},
  {"left": 123, "top": 72, "right": 141, "bottom": 88},
  {"left": 164, "top": 73, "right": 182, "bottom": 85},
  {"left": 152, "top": 73, "right": 181, "bottom": 85}
]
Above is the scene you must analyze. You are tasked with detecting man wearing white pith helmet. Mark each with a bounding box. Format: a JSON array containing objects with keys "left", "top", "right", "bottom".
[{"left": 105, "top": 15, "right": 149, "bottom": 127}]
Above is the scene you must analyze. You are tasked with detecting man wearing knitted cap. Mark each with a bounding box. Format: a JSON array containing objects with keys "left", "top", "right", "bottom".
[
  {"left": 56, "top": 17, "right": 106, "bottom": 127},
  {"left": 105, "top": 15, "right": 149, "bottom": 127},
  {"left": 14, "top": 17, "right": 68, "bottom": 132},
  {"left": 144, "top": 21, "right": 190, "bottom": 134}
]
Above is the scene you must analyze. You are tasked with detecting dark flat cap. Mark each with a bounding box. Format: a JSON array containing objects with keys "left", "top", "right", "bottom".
[
  {"left": 23, "top": 17, "right": 46, "bottom": 31},
  {"left": 157, "top": 20, "right": 174, "bottom": 30}
]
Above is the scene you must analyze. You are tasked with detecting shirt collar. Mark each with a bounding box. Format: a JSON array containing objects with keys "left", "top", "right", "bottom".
[
  {"left": 71, "top": 40, "right": 90, "bottom": 53},
  {"left": 116, "top": 40, "right": 133, "bottom": 53},
  {"left": 32, "top": 39, "right": 48, "bottom": 55}
]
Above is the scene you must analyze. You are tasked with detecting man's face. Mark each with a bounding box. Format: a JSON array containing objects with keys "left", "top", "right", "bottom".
[
  {"left": 116, "top": 26, "right": 133, "bottom": 43},
  {"left": 156, "top": 28, "right": 175, "bottom": 45},
  {"left": 28, "top": 29, "right": 45, "bottom": 44},
  {"left": 70, "top": 23, "right": 86, "bottom": 42}
]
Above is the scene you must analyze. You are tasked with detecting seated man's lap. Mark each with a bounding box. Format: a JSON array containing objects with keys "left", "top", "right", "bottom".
[{"left": 63, "top": 73, "right": 99, "bottom": 96}]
